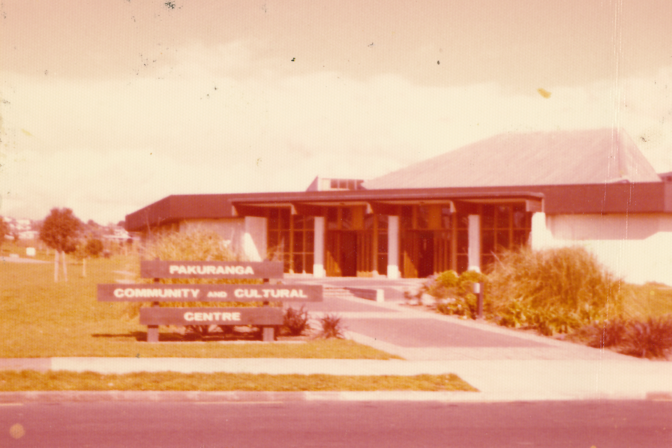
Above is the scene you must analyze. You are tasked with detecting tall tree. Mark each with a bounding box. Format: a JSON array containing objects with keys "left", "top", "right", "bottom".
[
  {"left": 0, "top": 217, "right": 9, "bottom": 251},
  {"left": 39, "top": 208, "right": 81, "bottom": 282}
]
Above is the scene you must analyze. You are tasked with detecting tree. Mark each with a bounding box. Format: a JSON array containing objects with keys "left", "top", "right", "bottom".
[
  {"left": 84, "top": 238, "right": 104, "bottom": 257},
  {"left": 39, "top": 208, "right": 81, "bottom": 282},
  {"left": 0, "top": 218, "right": 9, "bottom": 251}
]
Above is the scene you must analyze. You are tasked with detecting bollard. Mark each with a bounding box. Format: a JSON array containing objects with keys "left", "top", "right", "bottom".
[{"left": 473, "top": 282, "right": 484, "bottom": 319}]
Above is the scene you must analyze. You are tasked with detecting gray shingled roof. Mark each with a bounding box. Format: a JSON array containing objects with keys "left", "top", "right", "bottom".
[{"left": 363, "top": 128, "right": 661, "bottom": 190}]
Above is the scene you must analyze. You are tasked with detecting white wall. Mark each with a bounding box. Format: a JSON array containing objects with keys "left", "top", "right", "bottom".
[
  {"left": 243, "top": 216, "right": 267, "bottom": 262},
  {"left": 531, "top": 212, "right": 672, "bottom": 285}
]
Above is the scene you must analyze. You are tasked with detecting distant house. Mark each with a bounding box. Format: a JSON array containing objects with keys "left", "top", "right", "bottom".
[{"left": 126, "top": 128, "right": 672, "bottom": 285}]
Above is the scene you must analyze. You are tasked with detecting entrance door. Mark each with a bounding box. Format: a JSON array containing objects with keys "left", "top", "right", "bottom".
[
  {"left": 340, "top": 232, "right": 358, "bottom": 277},
  {"left": 417, "top": 231, "right": 435, "bottom": 278}
]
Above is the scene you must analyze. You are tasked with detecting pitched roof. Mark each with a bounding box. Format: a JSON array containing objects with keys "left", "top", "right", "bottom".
[{"left": 363, "top": 128, "right": 661, "bottom": 190}]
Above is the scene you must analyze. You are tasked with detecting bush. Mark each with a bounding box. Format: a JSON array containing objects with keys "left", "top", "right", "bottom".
[
  {"left": 571, "top": 319, "right": 628, "bottom": 349},
  {"left": 318, "top": 313, "right": 346, "bottom": 339},
  {"left": 620, "top": 316, "right": 672, "bottom": 359},
  {"left": 424, "top": 270, "right": 485, "bottom": 319},
  {"left": 486, "top": 246, "right": 624, "bottom": 335},
  {"left": 84, "top": 238, "right": 104, "bottom": 257},
  {"left": 283, "top": 306, "right": 311, "bottom": 336}
]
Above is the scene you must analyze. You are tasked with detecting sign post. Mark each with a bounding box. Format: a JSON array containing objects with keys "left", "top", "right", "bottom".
[{"left": 97, "top": 261, "right": 322, "bottom": 342}]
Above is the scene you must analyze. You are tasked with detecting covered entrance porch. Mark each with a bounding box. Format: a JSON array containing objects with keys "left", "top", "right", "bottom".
[{"left": 232, "top": 192, "right": 541, "bottom": 279}]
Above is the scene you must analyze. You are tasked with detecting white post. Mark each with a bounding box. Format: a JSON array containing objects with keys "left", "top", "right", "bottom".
[
  {"left": 54, "top": 249, "right": 59, "bottom": 282},
  {"left": 62, "top": 251, "right": 68, "bottom": 282},
  {"left": 468, "top": 214, "right": 481, "bottom": 272},
  {"left": 387, "top": 215, "right": 401, "bottom": 279},
  {"left": 313, "top": 216, "right": 326, "bottom": 277}
]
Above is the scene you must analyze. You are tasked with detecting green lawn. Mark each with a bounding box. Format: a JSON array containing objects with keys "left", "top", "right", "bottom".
[
  {"left": 0, "top": 371, "right": 477, "bottom": 392},
  {"left": 0, "top": 258, "right": 396, "bottom": 359}
]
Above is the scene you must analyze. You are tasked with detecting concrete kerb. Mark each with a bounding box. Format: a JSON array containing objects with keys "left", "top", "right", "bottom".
[{"left": 0, "top": 389, "right": 668, "bottom": 404}]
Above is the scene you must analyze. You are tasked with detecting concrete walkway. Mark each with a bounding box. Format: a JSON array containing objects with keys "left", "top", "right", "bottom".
[{"left": 1, "top": 289, "right": 671, "bottom": 402}]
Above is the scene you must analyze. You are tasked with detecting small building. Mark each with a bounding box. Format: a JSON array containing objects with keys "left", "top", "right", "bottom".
[{"left": 126, "top": 128, "right": 672, "bottom": 285}]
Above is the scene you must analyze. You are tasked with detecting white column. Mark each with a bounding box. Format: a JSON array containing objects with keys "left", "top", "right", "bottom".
[
  {"left": 243, "top": 216, "right": 267, "bottom": 261},
  {"left": 313, "top": 216, "right": 326, "bottom": 278},
  {"left": 387, "top": 215, "right": 401, "bottom": 279},
  {"left": 468, "top": 214, "right": 481, "bottom": 272}
]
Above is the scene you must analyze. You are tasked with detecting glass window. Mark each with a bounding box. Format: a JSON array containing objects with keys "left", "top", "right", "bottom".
[
  {"left": 327, "top": 208, "right": 338, "bottom": 230},
  {"left": 417, "top": 206, "right": 430, "bottom": 229},
  {"left": 441, "top": 206, "right": 453, "bottom": 229},
  {"left": 378, "top": 233, "right": 388, "bottom": 254},
  {"left": 293, "top": 232, "right": 304, "bottom": 252},
  {"left": 482, "top": 205, "right": 495, "bottom": 229},
  {"left": 482, "top": 230, "right": 495, "bottom": 256},
  {"left": 457, "top": 212, "right": 469, "bottom": 229},
  {"left": 293, "top": 254, "right": 304, "bottom": 274},
  {"left": 400, "top": 206, "right": 413, "bottom": 229},
  {"left": 496, "top": 205, "right": 511, "bottom": 228},
  {"left": 341, "top": 208, "right": 353, "bottom": 230},
  {"left": 377, "top": 215, "right": 389, "bottom": 230},
  {"left": 496, "top": 230, "right": 510, "bottom": 250},
  {"left": 457, "top": 230, "right": 469, "bottom": 254}
]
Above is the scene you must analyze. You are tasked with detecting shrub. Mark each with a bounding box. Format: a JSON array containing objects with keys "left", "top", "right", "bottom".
[
  {"left": 486, "top": 246, "right": 624, "bottom": 335},
  {"left": 283, "top": 306, "right": 311, "bottom": 336},
  {"left": 425, "top": 270, "right": 486, "bottom": 319},
  {"left": 571, "top": 319, "right": 628, "bottom": 348},
  {"left": 318, "top": 313, "right": 346, "bottom": 339},
  {"left": 84, "top": 238, "right": 104, "bottom": 257},
  {"left": 620, "top": 316, "right": 672, "bottom": 359}
]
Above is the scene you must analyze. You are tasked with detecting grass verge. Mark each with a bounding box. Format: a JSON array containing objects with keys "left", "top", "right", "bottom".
[
  {"left": 0, "top": 259, "right": 397, "bottom": 359},
  {"left": 0, "top": 371, "right": 477, "bottom": 392}
]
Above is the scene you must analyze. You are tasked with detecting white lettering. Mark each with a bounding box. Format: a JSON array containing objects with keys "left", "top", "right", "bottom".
[
  {"left": 184, "top": 312, "right": 194, "bottom": 321},
  {"left": 113, "top": 288, "right": 124, "bottom": 298},
  {"left": 206, "top": 291, "right": 228, "bottom": 298}
]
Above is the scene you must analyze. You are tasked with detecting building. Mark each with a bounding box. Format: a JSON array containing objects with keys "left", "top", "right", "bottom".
[{"left": 126, "top": 128, "right": 672, "bottom": 285}]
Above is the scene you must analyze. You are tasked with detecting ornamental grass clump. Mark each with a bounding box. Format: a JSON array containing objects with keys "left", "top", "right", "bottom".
[
  {"left": 318, "top": 313, "right": 346, "bottom": 339},
  {"left": 486, "top": 246, "right": 624, "bottom": 335},
  {"left": 283, "top": 306, "right": 311, "bottom": 336},
  {"left": 620, "top": 316, "right": 672, "bottom": 359}
]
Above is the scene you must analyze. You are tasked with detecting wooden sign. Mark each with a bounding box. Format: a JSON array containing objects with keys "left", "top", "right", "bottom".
[
  {"left": 139, "top": 307, "right": 283, "bottom": 326},
  {"left": 97, "top": 284, "right": 322, "bottom": 302},
  {"left": 140, "top": 260, "right": 284, "bottom": 279}
]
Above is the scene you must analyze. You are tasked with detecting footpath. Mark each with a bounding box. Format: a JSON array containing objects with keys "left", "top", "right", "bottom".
[{"left": 2, "top": 282, "right": 671, "bottom": 403}]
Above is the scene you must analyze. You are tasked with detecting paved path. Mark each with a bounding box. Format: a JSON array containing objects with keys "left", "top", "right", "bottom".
[
  {"left": 1, "top": 285, "right": 670, "bottom": 402},
  {"left": 0, "top": 256, "right": 48, "bottom": 264}
]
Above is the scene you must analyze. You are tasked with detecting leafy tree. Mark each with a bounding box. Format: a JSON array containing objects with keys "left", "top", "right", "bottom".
[
  {"left": 0, "top": 218, "right": 9, "bottom": 250},
  {"left": 40, "top": 208, "right": 81, "bottom": 282},
  {"left": 84, "top": 238, "right": 104, "bottom": 257}
]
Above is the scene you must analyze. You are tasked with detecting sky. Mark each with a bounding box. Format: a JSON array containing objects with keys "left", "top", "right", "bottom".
[{"left": 1, "top": 0, "right": 671, "bottom": 225}]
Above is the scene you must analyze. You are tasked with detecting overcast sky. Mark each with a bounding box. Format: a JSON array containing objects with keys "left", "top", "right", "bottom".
[{"left": 1, "top": 0, "right": 671, "bottom": 224}]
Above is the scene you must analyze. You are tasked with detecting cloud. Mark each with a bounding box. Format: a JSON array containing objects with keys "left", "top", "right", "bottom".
[{"left": 2, "top": 42, "right": 672, "bottom": 223}]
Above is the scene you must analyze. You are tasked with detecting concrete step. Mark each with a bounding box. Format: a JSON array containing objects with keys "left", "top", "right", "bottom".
[{"left": 322, "top": 287, "right": 358, "bottom": 299}]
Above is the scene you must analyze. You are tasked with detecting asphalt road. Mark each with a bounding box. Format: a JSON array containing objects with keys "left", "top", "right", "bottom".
[{"left": 2, "top": 400, "right": 671, "bottom": 447}]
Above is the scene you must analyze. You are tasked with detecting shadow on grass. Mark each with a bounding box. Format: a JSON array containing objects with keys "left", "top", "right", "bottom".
[
  {"left": 91, "top": 329, "right": 288, "bottom": 343},
  {"left": 92, "top": 332, "right": 147, "bottom": 342}
]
